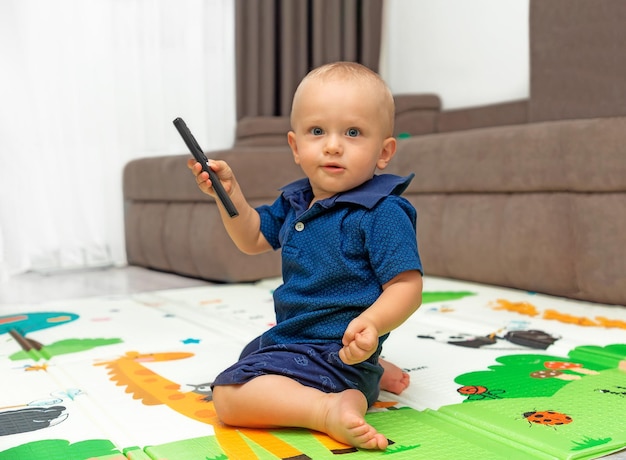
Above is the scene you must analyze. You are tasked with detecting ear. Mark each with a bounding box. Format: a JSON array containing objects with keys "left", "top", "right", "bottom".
[
  {"left": 287, "top": 131, "right": 300, "bottom": 164},
  {"left": 376, "top": 137, "right": 397, "bottom": 170}
]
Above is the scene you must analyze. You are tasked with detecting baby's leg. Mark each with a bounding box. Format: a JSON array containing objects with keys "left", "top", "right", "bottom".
[
  {"left": 213, "top": 375, "right": 388, "bottom": 450},
  {"left": 379, "top": 358, "right": 410, "bottom": 395}
]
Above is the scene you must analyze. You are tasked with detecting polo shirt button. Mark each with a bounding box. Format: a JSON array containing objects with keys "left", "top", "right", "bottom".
[{"left": 295, "top": 222, "right": 305, "bottom": 231}]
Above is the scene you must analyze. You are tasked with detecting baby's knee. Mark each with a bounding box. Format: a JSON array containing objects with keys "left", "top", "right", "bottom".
[{"left": 212, "top": 385, "right": 237, "bottom": 424}]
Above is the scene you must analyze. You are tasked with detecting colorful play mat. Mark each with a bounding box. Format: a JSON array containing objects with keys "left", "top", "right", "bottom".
[{"left": 1, "top": 276, "right": 625, "bottom": 459}]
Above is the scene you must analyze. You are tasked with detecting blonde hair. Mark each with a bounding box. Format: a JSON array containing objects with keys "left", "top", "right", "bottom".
[{"left": 291, "top": 61, "right": 395, "bottom": 136}]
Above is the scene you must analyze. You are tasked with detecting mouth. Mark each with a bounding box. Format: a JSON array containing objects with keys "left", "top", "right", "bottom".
[{"left": 322, "top": 163, "right": 344, "bottom": 173}]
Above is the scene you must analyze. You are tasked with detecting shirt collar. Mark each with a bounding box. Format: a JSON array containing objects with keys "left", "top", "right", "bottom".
[{"left": 280, "top": 173, "right": 414, "bottom": 211}]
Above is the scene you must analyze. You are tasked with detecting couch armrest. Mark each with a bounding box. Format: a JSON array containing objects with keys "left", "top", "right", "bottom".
[
  {"left": 123, "top": 146, "right": 299, "bottom": 203},
  {"left": 122, "top": 146, "right": 301, "bottom": 283}
]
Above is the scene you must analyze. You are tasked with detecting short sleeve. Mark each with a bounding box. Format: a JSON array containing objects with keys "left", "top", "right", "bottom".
[
  {"left": 256, "top": 195, "right": 290, "bottom": 250},
  {"left": 360, "top": 196, "right": 423, "bottom": 285}
]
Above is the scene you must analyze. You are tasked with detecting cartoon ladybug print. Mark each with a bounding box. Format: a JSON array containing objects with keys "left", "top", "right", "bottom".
[{"left": 523, "top": 410, "right": 573, "bottom": 427}]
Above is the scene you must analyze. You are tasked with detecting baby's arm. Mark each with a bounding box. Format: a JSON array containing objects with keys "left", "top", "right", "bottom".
[
  {"left": 339, "top": 270, "right": 423, "bottom": 365},
  {"left": 187, "top": 159, "right": 272, "bottom": 255}
]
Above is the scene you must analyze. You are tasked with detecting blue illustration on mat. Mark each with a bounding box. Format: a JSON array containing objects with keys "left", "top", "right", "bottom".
[
  {"left": 2, "top": 312, "right": 80, "bottom": 362},
  {"left": 181, "top": 338, "right": 201, "bottom": 345},
  {"left": 0, "top": 312, "right": 79, "bottom": 335}
]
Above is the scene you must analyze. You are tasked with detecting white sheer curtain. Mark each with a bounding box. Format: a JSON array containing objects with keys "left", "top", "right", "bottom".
[{"left": 0, "top": 0, "right": 236, "bottom": 281}]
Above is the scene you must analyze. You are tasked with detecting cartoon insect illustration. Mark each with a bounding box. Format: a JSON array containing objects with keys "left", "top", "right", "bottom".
[
  {"left": 523, "top": 410, "right": 573, "bottom": 427},
  {"left": 457, "top": 385, "right": 505, "bottom": 401}
]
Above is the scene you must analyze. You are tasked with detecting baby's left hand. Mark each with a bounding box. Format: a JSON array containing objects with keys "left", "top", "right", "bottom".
[{"left": 339, "top": 317, "right": 379, "bottom": 365}]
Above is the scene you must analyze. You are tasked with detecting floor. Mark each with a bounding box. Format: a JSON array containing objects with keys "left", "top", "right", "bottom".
[
  {"left": 0, "top": 265, "right": 212, "bottom": 306},
  {"left": 2, "top": 267, "right": 626, "bottom": 459}
]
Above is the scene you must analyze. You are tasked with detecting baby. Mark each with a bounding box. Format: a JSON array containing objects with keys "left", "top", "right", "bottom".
[{"left": 188, "top": 61, "right": 423, "bottom": 450}]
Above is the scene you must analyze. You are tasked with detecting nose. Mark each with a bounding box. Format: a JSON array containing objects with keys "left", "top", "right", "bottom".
[{"left": 323, "top": 134, "right": 343, "bottom": 155}]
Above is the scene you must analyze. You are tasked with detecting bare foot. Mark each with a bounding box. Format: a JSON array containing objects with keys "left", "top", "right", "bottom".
[
  {"left": 379, "top": 358, "right": 410, "bottom": 394},
  {"left": 323, "top": 390, "right": 388, "bottom": 450}
]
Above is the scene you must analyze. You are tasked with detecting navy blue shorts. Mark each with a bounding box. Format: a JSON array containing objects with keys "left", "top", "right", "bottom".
[{"left": 212, "top": 336, "right": 383, "bottom": 406}]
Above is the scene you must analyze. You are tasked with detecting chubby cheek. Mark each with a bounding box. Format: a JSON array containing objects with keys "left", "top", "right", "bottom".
[
  {"left": 292, "top": 143, "right": 318, "bottom": 166},
  {"left": 295, "top": 157, "right": 318, "bottom": 175}
]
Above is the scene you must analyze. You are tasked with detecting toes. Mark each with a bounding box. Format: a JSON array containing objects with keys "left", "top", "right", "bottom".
[
  {"left": 373, "top": 434, "right": 389, "bottom": 450},
  {"left": 358, "top": 432, "right": 388, "bottom": 450}
]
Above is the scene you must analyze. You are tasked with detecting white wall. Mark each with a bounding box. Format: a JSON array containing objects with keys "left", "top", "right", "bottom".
[{"left": 381, "top": 0, "right": 529, "bottom": 110}]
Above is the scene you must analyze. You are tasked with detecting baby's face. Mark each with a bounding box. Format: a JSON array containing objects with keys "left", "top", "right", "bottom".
[{"left": 287, "top": 78, "right": 395, "bottom": 202}]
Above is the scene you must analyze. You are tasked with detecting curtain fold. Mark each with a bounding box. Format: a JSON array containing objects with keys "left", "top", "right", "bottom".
[{"left": 235, "top": 0, "right": 384, "bottom": 119}]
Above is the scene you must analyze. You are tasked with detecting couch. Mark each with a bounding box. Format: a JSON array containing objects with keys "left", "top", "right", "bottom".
[{"left": 123, "top": 0, "right": 626, "bottom": 306}]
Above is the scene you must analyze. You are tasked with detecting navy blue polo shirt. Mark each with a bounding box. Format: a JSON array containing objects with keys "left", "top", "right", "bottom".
[{"left": 256, "top": 173, "right": 423, "bottom": 351}]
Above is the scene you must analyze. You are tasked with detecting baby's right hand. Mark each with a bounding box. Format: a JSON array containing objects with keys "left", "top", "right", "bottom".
[{"left": 186, "top": 158, "right": 235, "bottom": 198}]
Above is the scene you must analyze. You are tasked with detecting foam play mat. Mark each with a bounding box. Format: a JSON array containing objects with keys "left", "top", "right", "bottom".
[{"left": 1, "top": 276, "right": 625, "bottom": 459}]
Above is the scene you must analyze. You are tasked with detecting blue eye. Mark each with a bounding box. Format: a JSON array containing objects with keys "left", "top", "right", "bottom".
[
  {"left": 346, "top": 128, "right": 360, "bottom": 137},
  {"left": 311, "top": 127, "right": 323, "bottom": 135}
]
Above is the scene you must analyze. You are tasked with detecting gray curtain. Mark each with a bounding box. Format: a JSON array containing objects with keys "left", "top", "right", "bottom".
[{"left": 235, "top": 0, "right": 384, "bottom": 120}]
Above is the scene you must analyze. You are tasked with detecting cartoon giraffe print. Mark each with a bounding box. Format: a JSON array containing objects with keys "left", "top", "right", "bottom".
[{"left": 95, "top": 351, "right": 353, "bottom": 459}]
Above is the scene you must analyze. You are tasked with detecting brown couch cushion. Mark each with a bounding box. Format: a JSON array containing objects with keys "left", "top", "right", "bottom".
[
  {"left": 390, "top": 116, "right": 626, "bottom": 305},
  {"left": 391, "top": 117, "right": 626, "bottom": 193}
]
